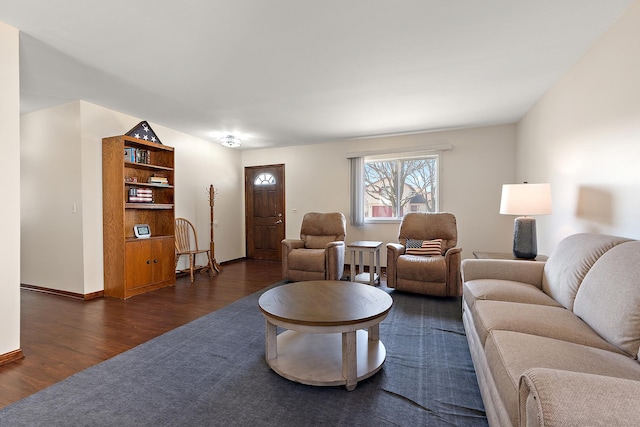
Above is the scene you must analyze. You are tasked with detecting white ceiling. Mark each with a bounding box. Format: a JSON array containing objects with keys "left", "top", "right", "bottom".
[{"left": 0, "top": 0, "right": 634, "bottom": 149}]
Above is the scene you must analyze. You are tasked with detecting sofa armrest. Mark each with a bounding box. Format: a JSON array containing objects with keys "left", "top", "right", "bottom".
[
  {"left": 444, "top": 246, "right": 462, "bottom": 259},
  {"left": 387, "top": 242, "right": 405, "bottom": 255},
  {"left": 461, "top": 259, "right": 545, "bottom": 288},
  {"left": 386, "top": 243, "right": 405, "bottom": 288},
  {"left": 281, "top": 239, "right": 305, "bottom": 278},
  {"left": 282, "top": 239, "right": 305, "bottom": 251},
  {"left": 444, "top": 247, "right": 463, "bottom": 296},
  {"left": 325, "top": 241, "right": 344, "bottom": 250},
  {"left": 325, "top": 241, "right": 345, "bottom": 280},
  {"left": 519, "top": 368, "right": 640, "bottom": 427}
]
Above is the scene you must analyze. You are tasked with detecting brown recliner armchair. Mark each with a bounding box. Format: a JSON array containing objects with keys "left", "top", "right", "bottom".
[
  {"left": 282, "top": 212, "right": 346, "bottom": 282},
  {"left": 386, "top": 212, "right": 462, "bottom": 296}
]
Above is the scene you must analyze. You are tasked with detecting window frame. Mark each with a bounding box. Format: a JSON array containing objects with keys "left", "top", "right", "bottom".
[{"left": 362, "top": 152, "right": 441, "bottom": 224}]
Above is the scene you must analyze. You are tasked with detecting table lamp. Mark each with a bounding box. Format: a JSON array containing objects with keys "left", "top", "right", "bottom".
[{"left": 499, "top": 183, "right": 552, "bottom": 259}]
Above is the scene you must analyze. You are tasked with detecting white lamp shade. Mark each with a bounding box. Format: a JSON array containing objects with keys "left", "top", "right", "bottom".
[{"left": 500, "top": 183, "right": 552, "bottom": 216}]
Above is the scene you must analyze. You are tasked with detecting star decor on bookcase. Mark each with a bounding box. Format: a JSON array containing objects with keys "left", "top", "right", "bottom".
[{"left": 125, "top": 121, "right": 162, "bottom": 144}]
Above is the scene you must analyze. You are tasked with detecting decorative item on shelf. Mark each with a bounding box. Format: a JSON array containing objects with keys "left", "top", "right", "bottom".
[
  {"left": 128, "top": 187, "right": 153, "bottom": 203},
  {"left": 500, "top": 182, "right": 552, "bottom": 259},
  {"left": 133, "top": 224, "right": 151, "bottom": 239},
  {"left": 207, "top": 185, "right": 222, "bottom": 274},
  {"left": 125, "top": 120, "right": 162, "bottom": 144},
  {"left": 125, "top": 176, "right": 138, "bottom": 183},
  {"left": 219, "top": 135, "right": 241, "bottom": 148}
]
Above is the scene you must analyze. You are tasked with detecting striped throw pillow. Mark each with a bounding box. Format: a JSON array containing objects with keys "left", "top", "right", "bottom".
[{"left": 405, "top": 238, "right": 442, "bottom": 256}]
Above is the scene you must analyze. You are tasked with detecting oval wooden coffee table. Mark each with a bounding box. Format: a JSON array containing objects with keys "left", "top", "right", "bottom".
[{"left": 258, "top": 280, "right": 393, "bottom": 391}]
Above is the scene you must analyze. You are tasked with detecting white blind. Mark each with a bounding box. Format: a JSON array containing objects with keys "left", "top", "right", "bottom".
[{"left": 349, "top": 157, "right": 364, "bottom": 226}]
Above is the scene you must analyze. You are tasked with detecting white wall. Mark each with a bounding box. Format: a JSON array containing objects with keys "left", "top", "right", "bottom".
[
  {"left": 21, "top": 101, "right": 244, "bottom": 295},
  {"left": 0, "top": 22, "right": 21, "bottom": 356},
  {"left": 517, "top": 0, "right": 640, "bottom": 254},
  {"left": 21, "top": 102, "right": 85, "bottom": 293},
  {"left": 163, "top": 119, "right": 244, "bottom": 265},
  {"left": 242, "top": 124, "right": 517, "bottom": 265}
]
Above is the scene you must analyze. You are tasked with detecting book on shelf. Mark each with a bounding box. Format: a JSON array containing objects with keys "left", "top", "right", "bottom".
[
  {"left": 148, "top": 176, "right": 168, "bottom": 184},
  {"left": 124, "top": 147, "right": 151, "bottom": 164},
  {"left": 124, "top": 148, "right": 135, "bottom": 162},
  {"left": 128, "top": 196, "right": 153, "bottom": 203}
]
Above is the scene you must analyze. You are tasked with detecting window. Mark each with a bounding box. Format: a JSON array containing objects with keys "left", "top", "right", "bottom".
[
  {"left": 363, "top": 154, "right": 439, "bottom": 220},
  {"left": 254, "top": 172, "right": 276, "bottom": 186},
  {"left": 349, "top": 145, "right": 449, "bottom": 226}
]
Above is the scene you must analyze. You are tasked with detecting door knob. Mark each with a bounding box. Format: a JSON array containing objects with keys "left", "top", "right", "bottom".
[{"left": 275, "top": 219, "right": 283, "bottom": 224}]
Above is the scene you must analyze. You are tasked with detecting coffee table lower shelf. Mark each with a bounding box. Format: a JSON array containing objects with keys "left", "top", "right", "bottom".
[{"left": 267, "top": 330, "right": 386, "bottom": 388}]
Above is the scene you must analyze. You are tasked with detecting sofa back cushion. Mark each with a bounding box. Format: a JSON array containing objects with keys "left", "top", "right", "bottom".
[
  {"left": 398, "top": 212, "right": 457, "bottom": 253},
  {"left": 300, "top": 212, "right": 346, "bottom": 248},
  {"left": 574, "top": 241, "right": 640, "bottom": 358},
  {"left": 542, "top": 233, "right": 632, "bottom": 310}
]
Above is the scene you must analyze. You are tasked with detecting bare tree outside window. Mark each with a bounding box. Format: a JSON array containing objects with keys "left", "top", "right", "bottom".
[{"left": 364, "top": 156, "right": 438, "bottom": 219}]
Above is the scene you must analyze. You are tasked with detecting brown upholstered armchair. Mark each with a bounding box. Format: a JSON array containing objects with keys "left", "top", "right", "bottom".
[
  {"left": 282, "top": 212, "right": 346, "bottom": 282},
  {"left": 386, "top": 212, "right": 462, "bottom": 296}
]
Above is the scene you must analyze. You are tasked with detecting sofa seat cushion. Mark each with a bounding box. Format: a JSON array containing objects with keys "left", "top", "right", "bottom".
[
  {"left": 473, "top": 300, "right": 625, "bottom": 354},
  {"left": 486, "top": 330, "right": 640, "bottom": 427},
  {"left": 464, "top": 279, "right": 561, "bottom": 310},
  {"left": 397, "top": 254, "right": 446, "bottom": 282},
  {"left": 287, "top": 248, "right": 325, "bottom": 272}
]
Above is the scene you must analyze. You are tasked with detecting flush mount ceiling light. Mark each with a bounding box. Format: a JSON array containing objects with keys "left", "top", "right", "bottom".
[{"left": 219, "top": 135, "right": 242, "bottom": 148}]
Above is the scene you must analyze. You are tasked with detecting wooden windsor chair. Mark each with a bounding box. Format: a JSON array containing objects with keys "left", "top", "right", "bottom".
[{"left": 174, "top": 217, "right": 215, "bottom": 282}]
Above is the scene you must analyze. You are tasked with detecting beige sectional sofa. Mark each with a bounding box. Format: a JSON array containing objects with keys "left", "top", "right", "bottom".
[{"left": 461, "top": 233, "right": 640, "bottom": 426}]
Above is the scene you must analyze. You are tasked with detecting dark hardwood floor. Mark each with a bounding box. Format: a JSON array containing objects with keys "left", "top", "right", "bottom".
[{"left": 0, "top": 259, "right": 284, "bottom": 409}]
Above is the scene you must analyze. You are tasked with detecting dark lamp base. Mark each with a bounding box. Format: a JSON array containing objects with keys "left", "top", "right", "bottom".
[{"left": 513, "top": 216, "right": 537, "bottom": 259}]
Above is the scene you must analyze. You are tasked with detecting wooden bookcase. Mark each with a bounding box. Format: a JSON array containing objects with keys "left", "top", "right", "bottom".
[{"left": 102, "top": 135, "right": 176, "bottom": 299}]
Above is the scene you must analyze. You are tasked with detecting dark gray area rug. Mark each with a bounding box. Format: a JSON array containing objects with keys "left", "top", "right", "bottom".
[{"left": 0, "top": 282, "right": 487, "bottom": 427}]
